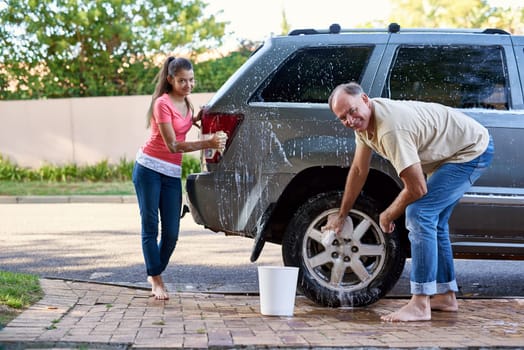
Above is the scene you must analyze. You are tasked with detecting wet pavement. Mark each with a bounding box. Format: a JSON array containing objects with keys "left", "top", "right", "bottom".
[{"left": 0, "top": 278, "right": 523, "bottom": 349}]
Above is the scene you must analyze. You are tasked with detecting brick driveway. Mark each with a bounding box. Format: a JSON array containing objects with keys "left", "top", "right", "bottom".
[{"left": 0, "top": 279, "right": 523, "bottom": 349}]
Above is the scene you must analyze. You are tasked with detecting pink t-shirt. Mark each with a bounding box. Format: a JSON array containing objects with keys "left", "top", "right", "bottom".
[{"left": 142, "top": 93, "right": 193, "bottom": 166}]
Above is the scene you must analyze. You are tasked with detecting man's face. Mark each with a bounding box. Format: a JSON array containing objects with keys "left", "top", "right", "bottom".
[{"left": 332, "top": 91, "right": 372, "bottom": 132}]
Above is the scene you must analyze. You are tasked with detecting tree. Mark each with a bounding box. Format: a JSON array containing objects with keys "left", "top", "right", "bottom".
[
  {"left": 0, "top": 0, "right": 226, "bottom": 99},
  {"left": 280, "top": 9, "right": 291, "bottom": 36},
  {"left": 193, "top": 41, "right": 255, "bottom": 93},
  {"left": 387, "top": 0, "right": 523, "bottom": 33},
  {"left": 485, "top": 3, "right": 524, "bottom": 34}
]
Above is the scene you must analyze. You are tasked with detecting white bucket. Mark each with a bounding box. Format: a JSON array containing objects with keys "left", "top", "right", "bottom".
[{"left": 257, "top": 266, "right": 299, "bottom": 316}]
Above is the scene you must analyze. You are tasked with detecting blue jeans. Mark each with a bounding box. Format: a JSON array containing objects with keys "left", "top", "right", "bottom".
[
  {"left": 405, "top": 136, "right": 494, "bottom": 295},
  {"left": 132, "top": 163, "right": 182, "bottom": 277}
]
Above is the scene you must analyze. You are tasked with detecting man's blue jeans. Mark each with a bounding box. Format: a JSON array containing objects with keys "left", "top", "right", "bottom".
[
  {"left": 405, "top": 136, "right": 494, "bottom": 295},
  {"left": 132, "top": 163, "right": 182, "bottom": 277}
]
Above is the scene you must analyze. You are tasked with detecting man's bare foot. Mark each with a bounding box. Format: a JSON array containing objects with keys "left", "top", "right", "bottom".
[
  {"left": 147, "top": 275, "right": 169, "bottom": 300},
  {"left": 431, "top": 291, "right": 458, "bottom": 312},
  {"left": 381, "top": 295, "right": 431, "bottom": 322}
]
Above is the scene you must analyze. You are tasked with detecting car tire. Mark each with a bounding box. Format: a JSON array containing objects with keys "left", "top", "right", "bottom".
[{"left": 282, "top": 190, "right": 406, "bottom": 307}]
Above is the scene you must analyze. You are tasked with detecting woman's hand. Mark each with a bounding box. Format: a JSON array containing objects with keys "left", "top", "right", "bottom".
[
  {"left": 192, "top": 106, "right": 204, "bottom": 128},
  {"left": 209, "top": 131, "right": 228, "bottom": 152}
]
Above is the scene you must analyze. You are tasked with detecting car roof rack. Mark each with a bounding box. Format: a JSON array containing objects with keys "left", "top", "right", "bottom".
[{"left": 288, "top": 23, "right": 510, "bottom": 36}]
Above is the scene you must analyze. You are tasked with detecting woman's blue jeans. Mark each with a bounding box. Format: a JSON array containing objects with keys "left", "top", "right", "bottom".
[
  {"left": 405, "top": 136, "right": 494, "bottom": 295},
  {"left": 132, "top": 163, "right": 182, "bottom": 277}
]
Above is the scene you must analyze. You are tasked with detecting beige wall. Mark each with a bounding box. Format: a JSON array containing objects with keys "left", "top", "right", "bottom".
[{"left": 0, "top": 93, "right": 214, "bottom": 168}]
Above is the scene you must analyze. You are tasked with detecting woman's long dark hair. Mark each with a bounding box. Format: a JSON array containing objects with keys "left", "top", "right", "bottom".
[{"left": 146, "top": 56, "right": 194, "bottom": 128}]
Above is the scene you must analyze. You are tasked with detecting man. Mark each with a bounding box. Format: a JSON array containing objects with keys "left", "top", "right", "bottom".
[{"left": 324, "top": 82, "right": 494, "bottom": 322}]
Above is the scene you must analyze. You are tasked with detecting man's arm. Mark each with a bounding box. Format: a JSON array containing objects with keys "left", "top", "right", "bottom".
[
  {"left": 379, "top": 162, "right": 427, "bottom": 233},
  {"left": 324, "top": 144, "right": 372, "bottom": 234}
]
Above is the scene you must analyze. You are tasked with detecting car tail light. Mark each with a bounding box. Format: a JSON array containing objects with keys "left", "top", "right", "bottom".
[{"left": 200, "top": 111, "right": 243, "bottom": 163}]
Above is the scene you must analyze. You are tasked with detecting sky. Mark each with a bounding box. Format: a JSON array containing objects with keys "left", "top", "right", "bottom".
[{"left": 205, "top": 0, "right": 522, "bottom": 47}]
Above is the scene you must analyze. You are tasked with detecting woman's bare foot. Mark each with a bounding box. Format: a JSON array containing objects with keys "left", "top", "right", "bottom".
[
  {"left": 147, "top": 275, "right": 169, "bottom": 300},
  {"left": 381, "top": 295, "right": 431, "bottom": 322},
  {"left": 431, "top": 291, "right": 458, "bottom": 311}
]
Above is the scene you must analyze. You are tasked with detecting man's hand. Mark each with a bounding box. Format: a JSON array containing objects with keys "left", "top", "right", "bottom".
[
  {"left": 378, "top": 163, "right": 426, "bottom": 234},
  {"left": 379, "top": 211, "right": 395, "bottom": 233},
  {"left": 322, "top": 213, "right": 346, "bottom": 235}
]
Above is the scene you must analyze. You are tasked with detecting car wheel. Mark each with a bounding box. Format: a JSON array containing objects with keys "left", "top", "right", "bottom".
[{"left": 282, "top": 191, "right": 406, "bottom": 307}]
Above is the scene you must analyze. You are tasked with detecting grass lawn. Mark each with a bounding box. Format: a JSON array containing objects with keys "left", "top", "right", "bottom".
[
  {"left": 0, "top": 271, "right": 43, "bottom": 329},
  {"left": 0, "top": 181, "right": 135, "bottom": 196}
]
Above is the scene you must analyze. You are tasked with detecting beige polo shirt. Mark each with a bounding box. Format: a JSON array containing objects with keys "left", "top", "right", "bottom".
[{"left": 355, "top": 98, "right": 490, "bottom": 175}]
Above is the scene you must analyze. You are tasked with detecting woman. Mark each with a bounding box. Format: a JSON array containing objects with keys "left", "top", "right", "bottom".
[{"left": 133, "top": 56, "right": 226, "bottom": 300}]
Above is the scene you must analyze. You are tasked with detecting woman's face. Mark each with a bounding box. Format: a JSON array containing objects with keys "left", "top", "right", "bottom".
[{"left": 169, "top": 69, "right": 195, "bottom": 96}]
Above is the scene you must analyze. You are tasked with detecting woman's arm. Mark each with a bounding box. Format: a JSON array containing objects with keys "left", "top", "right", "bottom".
[{"left": 158, "top": 122, "right": 226, "bottom": 153}]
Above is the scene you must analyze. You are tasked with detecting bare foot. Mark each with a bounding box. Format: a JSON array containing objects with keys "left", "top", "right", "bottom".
[
  {"left": 381, "top": 295, "right": 431, "bottom": 322},
  {"left": 431, "top": 291, "right": 458, "bottom": 312},
  {"left": 147, "top": 275, "right": 169, "bottom": 300}
]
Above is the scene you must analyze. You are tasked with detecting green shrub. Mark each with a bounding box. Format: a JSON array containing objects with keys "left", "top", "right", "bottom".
[
  {"left": 0, "top": 154, "right": 200, "bottom": 182},
  {"left": 115, "top": 157, "right": 134, "bottom": 181},
  {"left": 0, "top": 154, "right": 29, "bottom": 181},
  {"left": 182, "top": 155, "right": 201, "bottom": 179}
]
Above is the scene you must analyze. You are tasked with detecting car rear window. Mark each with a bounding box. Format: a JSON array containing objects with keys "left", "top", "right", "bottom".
[
  {"left": 254, "top": 46, "right": 373, "bottom": 103},
  {"left": 383, "top": 45, "right": 509, "bottom": 110}
]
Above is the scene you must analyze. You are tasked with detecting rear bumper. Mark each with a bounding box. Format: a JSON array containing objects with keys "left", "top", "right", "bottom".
[
  {"left": 185, "top": 174, "right": 205, "bottom": 226},
  {"left": 185, "top": 172, "right": 264, "bottom": 236}
]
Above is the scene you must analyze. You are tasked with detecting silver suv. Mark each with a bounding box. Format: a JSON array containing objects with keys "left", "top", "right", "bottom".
[{"left": 186, "top": 23, "right": 524, "bottom": 307}]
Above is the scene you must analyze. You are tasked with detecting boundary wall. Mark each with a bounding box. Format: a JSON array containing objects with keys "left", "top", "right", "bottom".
[{"left": 0, "top": 93, "right": 214, "bottom": 168}]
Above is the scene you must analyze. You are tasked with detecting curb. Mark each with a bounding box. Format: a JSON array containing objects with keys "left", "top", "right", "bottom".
[{"left": 0, "top": 195, "right": 137, "bottom": 204}]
